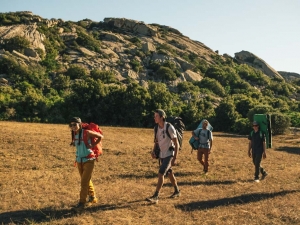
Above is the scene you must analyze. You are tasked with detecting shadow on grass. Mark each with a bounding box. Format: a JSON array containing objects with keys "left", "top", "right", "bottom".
[
  {"left": 0, "top": 203, "right": 134, "bottom": 224},
  {"left": 214, "top": 133, "right": 246, "bottom": 138},
  {"left": 175, "top": 190, "right": 298, "bottom": 211},
  {"left": 164, "top": 180, "right": 237, "bottom": 187},
  {"left": 275, "top": 146, "right": 300, "bottom": 155},
  {"left": 118, "top": 171, "right": 200, "bottom": 179}
]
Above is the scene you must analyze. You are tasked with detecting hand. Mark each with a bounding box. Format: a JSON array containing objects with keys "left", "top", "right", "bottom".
[
  {"left": 248, "top": 151, "right": 252, "bottom": 158},
  {"left": 171, "top": 158, "right": 176, "bottom": 166},
  {"left": 151, "top": 151, "right": 156, "bottom": 159},
  {"left": 263, "top": 152, "right": 266, "bottom": 159},
  {"left": 194, "top": 137, "right": 199, "bottom": 140}
]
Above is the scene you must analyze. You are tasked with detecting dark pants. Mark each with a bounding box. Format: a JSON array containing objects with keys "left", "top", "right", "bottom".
[{"left": 252, "top": 152, "right": 266, "bottom": 179}]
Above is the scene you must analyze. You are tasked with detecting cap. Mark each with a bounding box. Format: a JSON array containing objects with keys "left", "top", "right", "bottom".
[
  {"left": 70, "top": 117, "right": 81, "bottom": 123},
  {"left": 155, "top": 109, "right": 167, "bottom": 118},
  {"left": 253, "top": 121, "right": 259, "bottom": 126}
]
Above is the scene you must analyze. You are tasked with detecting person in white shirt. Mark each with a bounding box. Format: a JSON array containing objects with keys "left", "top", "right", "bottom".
[{"left": 146, "top": 109, "right": 180, "bottom": 203}]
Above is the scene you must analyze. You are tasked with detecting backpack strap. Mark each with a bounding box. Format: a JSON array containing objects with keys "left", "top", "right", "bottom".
[
  {"left": 165, "top": 122, "right": 171, "bottom": 139},
  {"left": 154, "top": 123, "right": 172, "bottom": 141}
]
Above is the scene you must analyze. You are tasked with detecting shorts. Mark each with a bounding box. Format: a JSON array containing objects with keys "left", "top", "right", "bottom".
[{"left": 159, "top": 155, "right": 173, "bottom": 175}]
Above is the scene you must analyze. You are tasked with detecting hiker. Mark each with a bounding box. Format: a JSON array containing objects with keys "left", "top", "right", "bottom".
[
  {"left": 248, "top": 121, "right": 268, "bottom": 182},
  {"left": 191, "top": 119, "right": 213, "bottom": 173},
  {"left": 69, "top": 117, "right": 103, "bottom": 212},
  {"left": 146, "top": 109, "right": 180, "bottom": 203}
]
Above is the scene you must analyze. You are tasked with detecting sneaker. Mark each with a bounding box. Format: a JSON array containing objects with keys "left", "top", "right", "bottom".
[
  {"left": 170, "top": 191, "right": 181, "bottom": 198},
  {"left": 72, "top": 202, "right": 86, "bottom": 212},
  {"left": 146, "top": 195, "right": 159, "bottom": 204},
  {"left": 254, "top": 178, "right": 260, "bottom": 183},
  {"left": 86, "top": 196, "right": 98, "bottom": 206},
  {"left": 261, "top": 172, "right": 268, "bottom": 180}
]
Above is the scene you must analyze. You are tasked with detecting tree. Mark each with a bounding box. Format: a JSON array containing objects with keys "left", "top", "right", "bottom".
[
  {"left": 214, "top": 98, "right": 240, "bottom": 132},
  {"left": 271, "top": 112, "right": 290, "bottom": 135}
]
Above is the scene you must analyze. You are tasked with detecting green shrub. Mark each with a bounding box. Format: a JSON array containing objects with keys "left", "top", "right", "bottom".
[
  {"left": 271, "top": 112, "right": 290, "bottom": 135},
  {"left": 156, "top": 66, "right": 177, "bottom": 81},
  {"left": 233, "top": 118, "right": 251, "bottom": 135}
]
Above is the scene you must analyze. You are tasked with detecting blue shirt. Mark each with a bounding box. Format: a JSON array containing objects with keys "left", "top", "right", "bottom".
[{"left": 74, "top": 131, "right": 95, "bottom": 163}]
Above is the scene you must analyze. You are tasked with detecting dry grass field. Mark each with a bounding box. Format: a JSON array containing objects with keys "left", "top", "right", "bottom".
[{"left": 0, "top": 121, "right": 299, "bottom": 225}]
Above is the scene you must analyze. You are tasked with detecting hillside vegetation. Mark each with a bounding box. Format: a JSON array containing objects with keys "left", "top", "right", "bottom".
[
  {"left": 0, "top": 11, "right": 300, "bottom": 134},
  {"left": 0, "top": 122, "right": 299, "bottom": 224}
]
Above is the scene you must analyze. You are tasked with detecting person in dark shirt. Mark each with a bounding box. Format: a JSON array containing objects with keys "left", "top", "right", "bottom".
[{"left": 248, "top": 121, "right": 268, "bottom": 182}]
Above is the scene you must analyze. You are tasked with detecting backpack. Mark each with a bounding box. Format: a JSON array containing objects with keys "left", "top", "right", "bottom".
[
  {"left": 71, "top": 122, "right": 103, "bottom": 161},
  {"left": 154, "top": 117, "right": 185, "bottom": 150},
  {"left": 189, "top": 119, "right": 213, "bottom": 152}
]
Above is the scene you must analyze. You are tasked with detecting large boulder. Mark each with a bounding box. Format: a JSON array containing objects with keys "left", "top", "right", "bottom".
[{"left": 0, "top": 24, "right": 45, "bottom": 52}]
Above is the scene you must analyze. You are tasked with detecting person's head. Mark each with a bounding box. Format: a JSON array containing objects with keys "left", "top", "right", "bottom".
[
  {"left": 252, "top": 121, "right": 259, "bottom": 130},
  {"left": 202, "top": 119, "right": 208, "bottom": 129},
  {"left": 69, "top": 117, "right": 82, "bottom": 132},
  {"left": 154, "top": 109, "right": 166, "bottom": 124}
]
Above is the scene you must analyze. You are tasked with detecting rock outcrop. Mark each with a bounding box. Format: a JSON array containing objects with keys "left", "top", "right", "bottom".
[
  {"left": 0, "top": 24, "right": 45, "bottom": 52},
  {"left": 278, "top": 71, "right": 300, "bottom": 81},
  {"left": 234, "top": 51, "right": 284, "bottom": 80}
]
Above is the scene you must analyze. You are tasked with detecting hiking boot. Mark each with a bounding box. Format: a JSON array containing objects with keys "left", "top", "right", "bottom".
[
  {"left": 146, "top": 195, "right": 159, "bottom": 204},
  {"left": 170, "top": 191, "right": 181, "bottom": 198},
  {"left": 261, "top": 172, "right": 268, "bottom": 180},
  {"left": 86, "top": 196, "right": 98, "bottom": 206},
  {"left": 72, "top": 202, "right": 86, "bottom": 212}
]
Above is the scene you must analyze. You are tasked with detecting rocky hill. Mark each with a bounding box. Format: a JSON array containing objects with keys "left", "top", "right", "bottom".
[
  {"left": 0, "top": 11, "right": 299, "bottom": 131},
  {"left": 0, "top": 11, "right": 296, "bottom": 86}
]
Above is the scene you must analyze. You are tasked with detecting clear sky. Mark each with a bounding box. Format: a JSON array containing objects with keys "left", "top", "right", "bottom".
[{"left": 1, "top": 0, "right": 300, "bottom": 74}]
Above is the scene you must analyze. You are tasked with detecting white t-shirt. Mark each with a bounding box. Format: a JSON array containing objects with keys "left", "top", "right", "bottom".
[{"left": 155, "top": 122, "right": 177, "bottom": 158}]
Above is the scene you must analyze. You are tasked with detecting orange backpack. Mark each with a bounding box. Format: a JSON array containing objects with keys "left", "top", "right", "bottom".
[{"left": 71, "top": 122, "right": 103, "bottom": 161}]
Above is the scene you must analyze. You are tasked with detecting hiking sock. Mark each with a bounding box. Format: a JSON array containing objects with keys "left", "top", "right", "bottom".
[
  {"left": 174, "top": 185, "right": 180, "bottom": 193},
  {"left": 154, "top": 190, "right": 159, "bottom": 197}
]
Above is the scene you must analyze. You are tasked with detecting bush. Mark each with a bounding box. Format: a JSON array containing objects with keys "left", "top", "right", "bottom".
[
  {"left": 156, "top": 66, "right": 177, "bottom": 81},
  {"left": 232, "top": 118, "right": 251, "bottom": 135},
  {"left": 270, "top": 113, "right": 290, "bottom": 135},
  {"left": 2, "top": 36, "right": 30, "bottom": 53},
  {"left": 65, "top": 65, "right": 89, "bottom": 79}
]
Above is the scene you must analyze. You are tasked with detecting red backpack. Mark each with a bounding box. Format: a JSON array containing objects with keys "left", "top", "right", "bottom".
[{"left": 71, "top": 122, "right": 103, "bottom": 161}]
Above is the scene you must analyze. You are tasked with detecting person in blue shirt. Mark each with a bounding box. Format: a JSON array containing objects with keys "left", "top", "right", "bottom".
[
  {"left": 191, "top": 120, "right": 213, "bottom": 173},
  {"left": 69, "top": 117, "right": 103, "bottom": 212}
]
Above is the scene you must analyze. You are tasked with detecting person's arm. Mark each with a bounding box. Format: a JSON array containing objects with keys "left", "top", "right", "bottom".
[
  {"left": 87, "top": 130, "right": 103, "bottom": 148},
  {"left": 262, "top": 141, "right": 266, "bottom": 159},
  {"left": 172, "top": 137, "right": 179, "bottom": 166},
  {"left": 151, "top": 142, "right": 157, "bottom": 159},
  {"left": 248, "top": 140, "right": 252, "bottom": 158},
  {"left": 192, "top": 130, "right": 199, "bottom": 140},
  {"left": 208, "top": 131, "right": 213, "bottom": 153}
]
